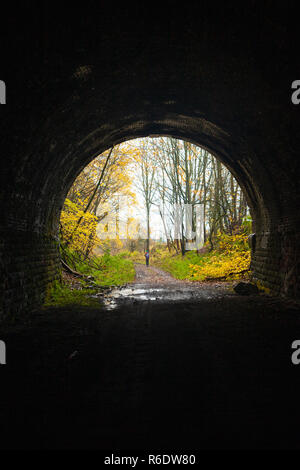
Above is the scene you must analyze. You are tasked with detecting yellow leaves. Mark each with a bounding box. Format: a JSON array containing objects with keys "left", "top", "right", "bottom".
[
  {"left": 60, "top": 198, "right": 99, "bottom": 253},
  {"left": 256, "top": 280, "right": 271, "bottom": 295},
  {"left": 189, "top": 251, "right": 250, "bottom": 281},
  {"left": 188, "top": 232, "right": 251, "bottom": 281},
  {"left": 218, "top": 232, "right": 249, "bottom": 253}
]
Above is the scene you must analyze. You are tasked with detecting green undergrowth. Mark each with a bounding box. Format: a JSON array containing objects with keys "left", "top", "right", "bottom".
[
  {"left": 61, "top": 246, "right": 136, "bottom": 286},
  {"left": 75, "top": 253, "right": 135, "bottom": 286},
  {"left": 44, "top": 280, "right": 101, "bottom": 308},
  {"left": 152, "top": 250, "right": 205, "bottom": 280},
  {"left": 44, "top": 247, "right": 136, "bottom": 308}
]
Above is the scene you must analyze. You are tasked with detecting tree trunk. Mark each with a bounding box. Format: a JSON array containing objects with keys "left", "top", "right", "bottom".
[{"left": 146, "top": 205, "right": 150, "bottom": 252}]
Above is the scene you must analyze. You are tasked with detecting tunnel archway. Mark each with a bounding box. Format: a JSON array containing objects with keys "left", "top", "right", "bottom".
[
  {"left": 0, "top": 103, "right": 287, "bottom": 315},
  {"left": 38, "top": 114, "right": 271, "bottom": 235},
  {"left": 1, "top": 3, "right": 299, "bottom": 316}
]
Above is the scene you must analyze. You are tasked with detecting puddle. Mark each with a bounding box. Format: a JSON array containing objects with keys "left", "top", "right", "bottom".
[
  {"left": 111, "top": 287, "right": 164, "bottom": 297},
  {"left": 101, "top": 284, "right": 221, "bottom": 310}
]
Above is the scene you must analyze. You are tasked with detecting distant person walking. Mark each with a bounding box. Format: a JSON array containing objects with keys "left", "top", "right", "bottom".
[{"left": 145, "top": 250, "right": 150, "bottom": 267}]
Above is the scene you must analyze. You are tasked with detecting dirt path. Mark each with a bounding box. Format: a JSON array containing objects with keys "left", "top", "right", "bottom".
[
  {"left": 104, "top": 264, "right": 232, "bottom": 310},
  {"left": 132, "top": 263, "right": 228, "bottom": 287},
  {"left": 102, "top": 263, "right": 230, "bottom": 309},
  {"left": 133, "top": 263, "right": 185, "bottom": 285}
]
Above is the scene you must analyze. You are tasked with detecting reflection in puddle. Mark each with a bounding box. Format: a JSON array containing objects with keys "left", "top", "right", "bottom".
[
  {"left": 101, "top": 284, "right": 216, "bottom": 310},
  {"left": 112, "top": 288, "right": 164, "bottom": 297}
]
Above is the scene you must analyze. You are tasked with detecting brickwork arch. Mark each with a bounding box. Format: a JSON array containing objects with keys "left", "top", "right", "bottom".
[{"left": 1, "top": 3, "right": 299, "bottom": 316}]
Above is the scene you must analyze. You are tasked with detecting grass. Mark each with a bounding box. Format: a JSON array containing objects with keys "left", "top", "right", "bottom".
[
  {"left": 61, "top": 246, "right": 136, "bottom": 286},
  {"left": 44, "top": 280, "right": 101, "bottom": 308},
  {"left": 75, "top": 252, "right": 136, "bottom": 286},
  {"left": 44, "top": 249, "right": 136, "bottom": 308},
  {"left": 152, "top": 250, "right": 204, "bottom": 279}
]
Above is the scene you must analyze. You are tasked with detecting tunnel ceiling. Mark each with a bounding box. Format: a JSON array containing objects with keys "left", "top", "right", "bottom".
[{"left": 1, "top": 3, "right": 298, "bottom": 235}]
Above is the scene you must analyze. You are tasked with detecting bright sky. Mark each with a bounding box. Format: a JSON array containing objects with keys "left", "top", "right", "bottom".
[{"left": 112, "top": 138, "right": 166, "bottom": 241}]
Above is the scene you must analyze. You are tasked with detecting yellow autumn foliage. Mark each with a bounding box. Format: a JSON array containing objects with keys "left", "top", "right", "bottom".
[
  {"left": 189, "top": 232, "right": 251, "bottom": 281},
  {"left": 60, "top": 198, "right": 99, "bottom": 253}
]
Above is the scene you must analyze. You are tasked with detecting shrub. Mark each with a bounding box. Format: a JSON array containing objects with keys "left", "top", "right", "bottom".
[{"left": 153, "top": 233, "right": 251, "bottom": 282}]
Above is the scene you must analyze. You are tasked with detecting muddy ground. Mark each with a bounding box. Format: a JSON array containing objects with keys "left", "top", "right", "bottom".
[
  {"left": 103, "top": 264, "right": 230, "bottom": 309},
  {"left": 1, "top": 264, "right": 300, "bottom": 449}
]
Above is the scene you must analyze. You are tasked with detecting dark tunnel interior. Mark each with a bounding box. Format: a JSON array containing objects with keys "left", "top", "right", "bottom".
[{"left": 0, "top": 1, "right": 300, "bottom": 452}]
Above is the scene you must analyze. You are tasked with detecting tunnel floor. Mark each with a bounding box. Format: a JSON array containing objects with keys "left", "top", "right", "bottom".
[
  {"left": 1, "top": 272, "right": 300, "bottom": 449},
  {"left": 103, "top": 264, "right": 228, "bottom": 309}
]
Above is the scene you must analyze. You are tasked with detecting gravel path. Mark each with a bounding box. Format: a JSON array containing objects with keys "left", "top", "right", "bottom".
[
  {"left": 132, "top": 263, "right": 227, "bottom": 287},
  {"left": 132, "top": 263, "right": 185, "bottom": 285}
]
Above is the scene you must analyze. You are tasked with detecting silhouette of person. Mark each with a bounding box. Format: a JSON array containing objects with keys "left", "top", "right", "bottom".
[{"left": 145, "top": 250, "right": 150, "bottom": 267}]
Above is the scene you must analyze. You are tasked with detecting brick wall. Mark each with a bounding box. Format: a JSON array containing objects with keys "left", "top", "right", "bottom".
[
  {"left": 251, "top": 231, "right": 282, "bottom": 293},
  {"left": 251, "top": 227, "right": 300, "bottom": 297},
  {"left": 0, "top": 231, "right": 61, "bottom": 319}
]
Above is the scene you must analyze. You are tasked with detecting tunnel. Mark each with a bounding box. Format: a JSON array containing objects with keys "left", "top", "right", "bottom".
[
  {"left": 1, "top": 1, "right": 300, "bottom": 453},
  {"left": 0, "top": 2, "right": 299, "bottom": 318}
]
